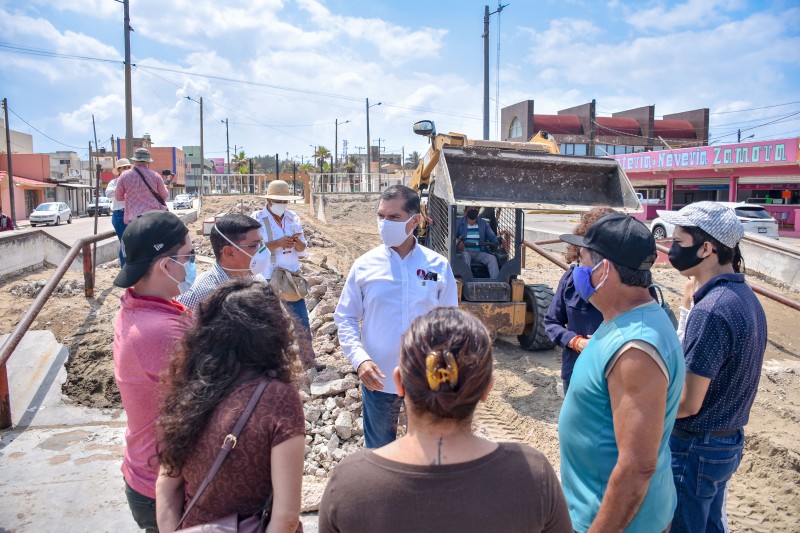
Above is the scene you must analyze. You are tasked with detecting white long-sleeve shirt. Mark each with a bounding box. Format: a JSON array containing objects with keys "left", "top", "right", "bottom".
[
  {"left": 105, "top": 178, "right": 125, "bottom": 211},
  {"left": 334, "top": 241, "right": 458, "bottom": 395},
  {"left": 251, "top": 207, "right": 308, "bottom": 278}
]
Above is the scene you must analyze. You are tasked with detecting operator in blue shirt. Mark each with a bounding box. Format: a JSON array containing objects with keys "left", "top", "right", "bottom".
[{"left": 658, "top": 201, "right": 767, "bottom": 533}]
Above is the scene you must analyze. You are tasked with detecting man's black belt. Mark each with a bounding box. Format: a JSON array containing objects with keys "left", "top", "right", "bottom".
[{"left": 671, "top": 427, "right": 740, "bottom": 440}]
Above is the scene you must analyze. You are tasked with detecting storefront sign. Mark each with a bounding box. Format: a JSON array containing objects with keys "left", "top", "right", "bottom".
[
  {"left": 674, "top": 184, "right": 729, "bottom": 191},
  {"left": 739, "top": 183, "right": 800, "bottom": 190},
  {"left": 614, "top": 138, "right": 799, "bottom": 172}
]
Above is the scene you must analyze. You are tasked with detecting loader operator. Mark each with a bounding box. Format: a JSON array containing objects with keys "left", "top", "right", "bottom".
[{"left": 455, "top": 205, "right": 502, "bottom": 279}]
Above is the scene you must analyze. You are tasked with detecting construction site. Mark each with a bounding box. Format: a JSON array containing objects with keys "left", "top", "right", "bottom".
[{"left": 0, "top": 184, "right": 799, "bottom": 531}]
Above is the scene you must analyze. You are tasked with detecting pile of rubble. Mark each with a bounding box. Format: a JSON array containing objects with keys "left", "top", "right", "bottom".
[{"left": 8, "top": 279, "right": 84, "bottom": 298}]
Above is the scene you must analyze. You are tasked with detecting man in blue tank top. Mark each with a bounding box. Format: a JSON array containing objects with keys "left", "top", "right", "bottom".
[
  {"left": 657, "top": 202, "right": 767, "bottom": 532},
  {"left": 558, "top": 213, "right": 685, "bottom": 532}
]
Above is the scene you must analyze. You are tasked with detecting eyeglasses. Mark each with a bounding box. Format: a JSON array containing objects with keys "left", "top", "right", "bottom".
[
  {"left": 239, "top": 241, "right": 265, "bottom": 250},
  {"left": 171, "top": 250, "right": 196, "bottom": 263}
]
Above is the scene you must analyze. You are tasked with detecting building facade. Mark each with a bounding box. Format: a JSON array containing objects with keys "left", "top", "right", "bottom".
[{"left": 501, "top": 100, "right": 709, "bottom": 156}]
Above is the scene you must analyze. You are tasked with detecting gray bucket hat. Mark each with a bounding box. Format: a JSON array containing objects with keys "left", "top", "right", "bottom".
[
  {"left": 130, "top": 148, "right": 153, "bottom": 163},
  {"left": 657, "top": 202, "right": 744, "bottom": 248}
]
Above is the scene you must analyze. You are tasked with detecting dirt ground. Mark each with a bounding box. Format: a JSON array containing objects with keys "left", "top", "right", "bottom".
[{"left": 1, "top": 194, "right": 798, "bottom": 531}]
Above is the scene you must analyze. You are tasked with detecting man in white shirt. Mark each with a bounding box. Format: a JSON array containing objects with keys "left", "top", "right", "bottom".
[
  {"left": 335, "top": 185, "right": 458, "bottom": 448},
  {"left": 252, "top": 179, "right": 322, "bottom": 370}
]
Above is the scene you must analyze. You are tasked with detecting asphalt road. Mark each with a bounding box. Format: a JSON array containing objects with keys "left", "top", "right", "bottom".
[{"left": 11, "top": 202, "right": 196, "bottom": 245}]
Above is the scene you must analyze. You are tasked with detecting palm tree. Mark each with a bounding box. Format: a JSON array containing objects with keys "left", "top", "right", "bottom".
[
  {"left": 344, "top": 155, "right": 358, "bottom": 192},
  {"left": 232, "top": 150, "right": 249, "bottom": 174},
  {"left": 406, "top": 150, "right": 422, "bottom": 169},
  {"left": 314, "top": 146, "right": 330, "bottom": 171}
]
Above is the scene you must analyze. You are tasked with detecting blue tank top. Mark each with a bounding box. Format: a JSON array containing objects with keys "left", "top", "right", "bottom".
[{"left": 558, "top": 302, "right": 685, "bottom": 532}]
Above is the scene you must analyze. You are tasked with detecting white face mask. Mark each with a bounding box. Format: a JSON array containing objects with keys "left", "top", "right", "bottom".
[
  {"left": 214, "top": 224, "right": 271, "bottom": 275},
  {"left": 378, "top": 215, "right": 415, "bottom": 248},
  {"left": 269, "top": 202, "right": 287, "bottom": 216}
]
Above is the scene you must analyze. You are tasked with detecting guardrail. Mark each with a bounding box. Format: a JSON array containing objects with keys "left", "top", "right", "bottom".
[
  {"left": 0, "top": 229, "right": 116, "bottom": 429},
  {"left": 521, "top": 239, "right": 800, "bottom": 313}
]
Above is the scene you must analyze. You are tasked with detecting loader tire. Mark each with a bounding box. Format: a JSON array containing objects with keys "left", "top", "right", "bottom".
[{"left": 517, "top": 284, "right": 556, "bottom": 352}]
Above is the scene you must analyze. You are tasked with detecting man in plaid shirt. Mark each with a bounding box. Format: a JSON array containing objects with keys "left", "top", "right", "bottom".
[{"left": 115, "top": 148, "right": 170, "bottom": 223}]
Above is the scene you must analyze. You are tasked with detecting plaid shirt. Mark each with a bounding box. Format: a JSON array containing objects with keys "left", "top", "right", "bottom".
[
  {"left": 115, "top": 165, "right": 168, "bottom": 223},
  {"left": 177, "top": 262, "right": 267, "bottom": 312}
]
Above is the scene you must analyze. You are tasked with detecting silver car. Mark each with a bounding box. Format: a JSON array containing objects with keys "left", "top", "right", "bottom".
[
  {"left": 651, "top": 202, "right": 779, "bottom": 240},
  {"left": 29, "top": 202, "right": 72, "bottom": 227}
]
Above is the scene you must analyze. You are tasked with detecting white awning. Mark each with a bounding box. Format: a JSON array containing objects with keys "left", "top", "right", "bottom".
[
  {"left": 737, "top": 176, "right": 800, "bottom": 185},
  {"left": 57, "top": 183, "right": 94, "bottom": 189}
]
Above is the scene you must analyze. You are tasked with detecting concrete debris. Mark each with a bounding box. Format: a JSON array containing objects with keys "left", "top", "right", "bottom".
[{"left": 9, "top": 279, "right": 83, "bottom": 298}]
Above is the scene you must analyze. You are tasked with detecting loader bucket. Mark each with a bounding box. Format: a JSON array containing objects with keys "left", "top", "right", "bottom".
[{"left": 430, "top": 146, "right": 640, "bottom": 211}]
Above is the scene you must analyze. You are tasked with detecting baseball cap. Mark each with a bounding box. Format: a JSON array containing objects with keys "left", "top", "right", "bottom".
[
  {"left": 114, "top": 211, "right": 189, "bottom": 288},
  {"left": 560, "top": 213, "right": 656, "bottom": 270},
  {"left": 656, "top": 202, "right": 744, "bottom": 248}
]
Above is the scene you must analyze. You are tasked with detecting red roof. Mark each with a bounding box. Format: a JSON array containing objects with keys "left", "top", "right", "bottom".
[
  {"left": 595, "top": 117, "right": 641, "bottom": 136},
  {"left": 533, "top": 114, "right": 583, "bottom": 135},
  {"left": 653, "top": 119, "right": 697, "bottom": 139}
]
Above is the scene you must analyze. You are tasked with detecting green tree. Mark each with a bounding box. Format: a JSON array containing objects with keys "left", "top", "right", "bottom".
[
  {"left": 405, "top": 150, "right": 422, "bottom": 169},
  {"left": 314, "top": 146, "right": 331, "bottom": 171}
]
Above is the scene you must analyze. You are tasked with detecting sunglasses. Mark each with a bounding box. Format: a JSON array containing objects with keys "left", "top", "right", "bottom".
[{"left": 171, "top": 250, "right": 196, "bottom": 263}]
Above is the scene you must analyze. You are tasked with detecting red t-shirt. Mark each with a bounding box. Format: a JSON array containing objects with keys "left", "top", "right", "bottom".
[{"left": 113, "top": 288, "right": 190, "bottom": 498}]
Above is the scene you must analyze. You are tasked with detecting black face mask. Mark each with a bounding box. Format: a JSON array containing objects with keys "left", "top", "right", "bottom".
[
  {"left": 466, "top": 209, "right": 480, "bottom": 220},
  {"left": 668, "top": 241, "right": 705, "bottom": 272}
]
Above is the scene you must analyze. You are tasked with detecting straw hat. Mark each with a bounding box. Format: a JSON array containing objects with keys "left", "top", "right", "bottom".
[
  {"left": 112, "top": 158, "right": 132, "bottom": 176},
  {"left": 263, "top": 180, "right": 302, "bottom": 201}
]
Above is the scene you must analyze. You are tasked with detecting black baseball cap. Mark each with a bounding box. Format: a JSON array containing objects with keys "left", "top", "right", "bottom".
[
  {"left": 114, "top": 211, "right": 189, "bottom": 288},
  {"left": 560, "top": 213, "right": 656, "bottom": 270}
]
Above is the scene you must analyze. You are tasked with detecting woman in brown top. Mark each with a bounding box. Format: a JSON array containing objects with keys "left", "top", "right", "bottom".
[
  {"left": 318, "top": 307, "right": 571, "bottom": 533},
  {"left": 155, "top": 279, "right": 305, "bottom": 532}
]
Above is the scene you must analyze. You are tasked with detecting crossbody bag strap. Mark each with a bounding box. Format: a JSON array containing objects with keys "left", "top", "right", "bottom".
[
  {"left": 176, "top": 378, "right": 271, "bottom": 529},
  {"left": 133, "top": 167, "right": 167, "bottom": 207},
  {"left": 262, "top": 214, "right": 277, "bottom": 266}
]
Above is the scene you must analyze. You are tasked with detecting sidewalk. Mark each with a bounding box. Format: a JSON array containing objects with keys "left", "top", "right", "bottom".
[{"left": 0, "top": 330, "right": 320, "bottom": 532}]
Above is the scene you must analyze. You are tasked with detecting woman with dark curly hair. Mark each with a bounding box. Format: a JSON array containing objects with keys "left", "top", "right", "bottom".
[
  {"left": 318, "top": 307, "right": 571, "bottom": 532},
  {"left": 155, "top": 279, "right": 305, "bottom": 532},
  {"left": 544, "top": 207, "right": 616, "bottom": 394}
]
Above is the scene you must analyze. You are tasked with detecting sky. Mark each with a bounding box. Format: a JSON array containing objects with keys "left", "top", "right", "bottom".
[{"left": 1, "top": 0, "right": 799, "bottom": 166}]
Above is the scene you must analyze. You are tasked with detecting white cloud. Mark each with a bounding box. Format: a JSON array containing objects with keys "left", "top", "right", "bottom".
[{"left": 625, "top": 0, "right": 746, "bottom": 31}]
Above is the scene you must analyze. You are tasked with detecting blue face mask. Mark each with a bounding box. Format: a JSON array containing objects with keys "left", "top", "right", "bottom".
[
  {"left": 573, "top": 260, "right": 609, "bottom": 302},
  {"left": 166, "top": 256, "right": 197, "bottom": 294}
]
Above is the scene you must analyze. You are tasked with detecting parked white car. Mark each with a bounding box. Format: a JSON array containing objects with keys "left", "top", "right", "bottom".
[
  {"left": 29, "top": 202, "right": 72, "bottom": 227},
  {"left": 650, "top": 202, "right": 779, "bottom": 240}
]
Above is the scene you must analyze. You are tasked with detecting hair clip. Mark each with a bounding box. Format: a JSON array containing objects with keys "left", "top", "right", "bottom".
[{"left": 425, "top": 350, "right": 459, "bottom": 391}]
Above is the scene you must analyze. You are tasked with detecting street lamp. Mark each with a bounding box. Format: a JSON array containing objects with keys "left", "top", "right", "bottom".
[
  {"left": 220, "top": 119, "right": 230, "bottom": 173},
  {"left": 186, "top": 96, "right": 204, "bottom": 197},
  {"left": 366, "top": 99, "right": 382, "bottom": 191},
  {"left": 335, "top": 118, "right": 350, "bottom": 171}
]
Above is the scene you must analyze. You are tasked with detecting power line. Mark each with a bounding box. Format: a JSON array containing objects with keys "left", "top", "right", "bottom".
[
  {"left": 708, "top": 110, "right": 800, "bottom": 143},
  {"left": 7, "top": 107, "right": 87, "bottom": 149}
]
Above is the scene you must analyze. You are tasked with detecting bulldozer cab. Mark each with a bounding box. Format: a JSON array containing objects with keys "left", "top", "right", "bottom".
[{"left": 411, "top": 120, "right": 641, "bottom": 349}]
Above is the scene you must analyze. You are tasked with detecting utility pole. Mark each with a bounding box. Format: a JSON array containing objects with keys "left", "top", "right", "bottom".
[
  {"left": 123, "top": 0, "right": 133, "bottom": 158},
  {"left": 589, "top": 98, "right": 597, "bottom": 156},
  {"left": 221, "top": 118, "right": 230, "bottom": 173},
  {"left": 483, "top": 3, "right": 507, "bottom": 140},
  {"left": 2, "top": 98, "right": 16, "bottom": 226},
  {"left": 366, "top": 99, "right": 382, "bottom": 190},
  {"left": 737, "top": 129, "right": 741, "bottom": 143},
  {"left": 186, "top": 96, "right": 204, "bottom": 196},
  {"left": 275, "top": 153, "right": 279, "bottom": 181},
  {"left": 335, "top": 118, "right": 350, "bottom": 172},
  {"left": 374, "top": 138, "right": 385, "bottom": 173}
]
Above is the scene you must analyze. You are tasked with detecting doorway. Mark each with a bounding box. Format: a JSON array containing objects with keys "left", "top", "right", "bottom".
[{"left": 24, "top": 189, "right": 39, "bottom": 217}]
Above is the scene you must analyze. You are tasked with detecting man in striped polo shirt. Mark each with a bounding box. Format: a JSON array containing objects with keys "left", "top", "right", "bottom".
[{"left": 454, "top": 205, "right": 501, "bottom": 278}]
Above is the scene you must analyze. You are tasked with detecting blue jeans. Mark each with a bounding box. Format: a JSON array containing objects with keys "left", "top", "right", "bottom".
[
  {"left": 282, "top": 298, "right": 316, "bottom": 368},
  {"left": 124, "top": 480, "right": 158, "bottom": 533},
  {"left": 111, "top": 209, "right": 127, "bottom": 266},
  {"left": 670, "top": 429, "right": 744, "bottom": 533},
  {"left": 362, "top": 386, "right": 403, "bottom": 448}
]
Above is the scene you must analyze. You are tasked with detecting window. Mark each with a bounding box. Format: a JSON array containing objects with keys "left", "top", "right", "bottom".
[
  {"left": 573, "top": 144, "right": 587, "bottom": 156},
  {"left": 509, "top": 117, "right": 522, "bottom": 138},
  {"left": 59, "top": 159, "right": 70, "bottom": 165}
]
